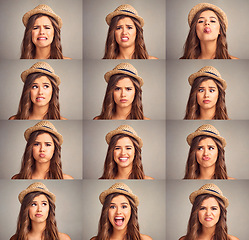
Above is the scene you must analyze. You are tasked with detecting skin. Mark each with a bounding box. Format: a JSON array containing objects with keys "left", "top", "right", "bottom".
[{"left": 197, "top": 79, "right": 218, "bottom": 119}]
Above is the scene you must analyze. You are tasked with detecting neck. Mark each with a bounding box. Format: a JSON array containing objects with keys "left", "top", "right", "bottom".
[
  {"left": 199, "top": 225, "right": 216, "bottom": 239},
  {"left": 199, "top": 107, "right": 216, "bottom": 120},
  {"left": 199, "top": 165, "right": 215, "bottom": 179},
  {"left": 32, "top": 161, "right": 50, "bottom": 179},
  {"left": 29, "top": 105, "right": 49, "bottom": 120},
  {"left": 117, "top": 46, "right": 135, "bottom": 59},
  {"left": 115, "top": 165, "right": 132, "bottom": 179},
  {"left": 199, "top": 40, "right": 217, "bottom": 59},
  {"left": 35, "top": 46, "right": 51, "bottom": 59},
  {"left": 111, "top": 227, "right": 127, "bottom": 240},
  {"left": 113, "top": 105, "right": 132, "bottom": 120},
  {"left": 29, "top": 221, "right": 46, "bottom": 238}
]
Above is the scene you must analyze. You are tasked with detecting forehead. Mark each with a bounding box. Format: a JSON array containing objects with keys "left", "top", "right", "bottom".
[
  {"left": 199, "top": 10, "right": 218, "bottom": 19},
  {"left": 33, "top": 75, "right": 51, "bottom": 84},
  {"left": 32, "top": 194, "right": 48, "bottom": 202},
  {"left": 111, "top": 194, "right": 130, "bottom": 204},
  {"left": 35, "top": 132, "right": 53, "bottom": 142},
  {"left": 198, "top": 137, "right": 217, "bottom": 146},
  {"left": 201, "top": 196, "right": 219, "bottom": 206},
  {"left": 116, "top": 77, "right": 134, "bottom": 86},
  {"left": 117, "top": 17, "right": 135, "bottom": 25},
  {"left": 115, "top": 136, "right": 134, "bottom": 146},
  {"left": 34, "top": 15, "right": 52, "bottom": 25},
  {"left": 199, "top": 79, "right": 217, "bottom": 87}
]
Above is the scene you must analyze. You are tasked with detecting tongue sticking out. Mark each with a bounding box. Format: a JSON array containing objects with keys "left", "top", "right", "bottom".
[
  {"left": 204, "top": 28, "right": 211, "bottom": 33},
  {"left": 115, "top": 218, "right": 124, "bottom": 226}
]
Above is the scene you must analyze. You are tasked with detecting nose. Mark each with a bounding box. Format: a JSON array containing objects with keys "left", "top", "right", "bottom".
[
  {"left": 38, "top": 87, "right": 43, "bottom": 95},
  {"left": 121, "top": 148, "right": 126, "bottom": 155},
  {"left": 39, "top": 26, "right": 45, "bottom": 35},
  {"left": 40, "top": 144, "right": 45, "bottom": 152},
  {"left": 204, "top": 20, "right": 210, "bottom": 25},
  {"left": 121, "top": 89, "right": 126, "bottom": 97},
  {"left": 116, "top": 206, "right": 121, "bottom": 214},
  {"left": 37, "top": 204, "right": 42, "bottom": 212},
  {"left": 204, "top": 90, "right": 209, "bottom": 98},
  {"left": 203, "top": 147, "right": 208, "bottom": 156},
  {"left": 206, "top": 208, "right": 211, "bottom": 216}
]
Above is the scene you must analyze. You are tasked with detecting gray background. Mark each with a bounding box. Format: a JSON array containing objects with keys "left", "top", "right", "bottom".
[
  {"left": 83, "top": 0, "right": 166, "bottom": 59},
  {"left": 166, "top": 180, "right": 249, "bottom": 240},
  {"left": 83, "top": 120, "right": 166, "bottom": 179},
  {"left": 0, "top": 180, "right": 83, "bottom": 240},
  {"left": 83, "top": 180, "right": 166, "bottom": 240},
  {"left": 83, "top": 60, "right": 166, "bottom": 120},
  {"left": 0, "top": 120, "right": 83, "bottom": 179},
  {"left": 166, "top": 120, "right": 249, "bottom": 179},
  {"left": 166, "top": 0, "right": 249, "bottom": 59},
  {"left": 166, "top": 60, "right": 249, "bottom": 120},
  {"left": 0, "top": 0, "right": 82, "bottom": 59},
  {"left": 0, "top": 60, "right": 83, "bottom": 120}
]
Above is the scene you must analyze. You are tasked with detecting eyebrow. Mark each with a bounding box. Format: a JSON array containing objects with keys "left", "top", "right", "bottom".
[
  {"left": 198, "top": 144, "right": 216, "bottom": 147},
  {"left": 33, "top": 82, "right": 51, "bottom": 85},
  {"left": 34, "top": 141, "right": 53, "bottom": 144},
  {"left": 199, "top": 86, "right": 216, "bottom": 88},
  {"left": 198, "top": 16, "right": 217, "bottom": 20},
  {"left": 115, "top": 145, "right": 133, "bottom": 147}
]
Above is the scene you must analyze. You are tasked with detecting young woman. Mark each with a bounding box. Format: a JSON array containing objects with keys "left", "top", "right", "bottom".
[
  {"left": 100, "top": 125, "right": 153, "bottom": 179},
  {"left": 9, "top": 61, "right": 66, "bottom": 120},
  {"left": 12, "top": 121, "right": 73, "bottom": 179},
  {"left": 91, "top": 182, "right": 152, "bottom": 240},
  {"left": 184, "top": 124, "right": 234, "bottom": 179},
  {"left": 21, "top": 4, "right": 70, "bottom": 59},
  {"left": 10, "top": 182, "right": 71, "bottom": 240},
  {"left": 179, "top": 183, "right": 239, "bottom": 240},
  {"left": 94, "top": 62, "right": 149, "bottom": 120},
  {"left": 184, "top": 66, "right": 229, "bottom": 120},
  {"left": 103, "top": 4, "right": 157, "bottom": 59},
  {"left": 180, "top": 3, "right": 238, "bottom": 59}
]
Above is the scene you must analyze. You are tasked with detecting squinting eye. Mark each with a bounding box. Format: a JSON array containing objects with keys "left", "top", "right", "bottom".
[
  {"left": 122, "top": 205, "right": 127, "bottom": 209},
  {"left": 211, "top": 20, "right": 216, "bottom": 23},
  {"left": 34, "top": 143, "right": 39, "bottom": 146},
  {"left": 115, "top": 87, "right": 120, "bottom": 91},
  {"left": 198, "top": 20, "right": 204, "bottom": 23},
  {"left": 110, "top": 205, "right": 115, "bottom": 209},
  {"left": 126, "top": 88, "right": 132, "bottom": 91}
]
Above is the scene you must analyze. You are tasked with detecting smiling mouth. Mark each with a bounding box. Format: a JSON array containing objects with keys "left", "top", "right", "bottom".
[
  {"left": 121, "top": 37, "right": 129, "bottom": 42},
  {"left": 114, "top": 216, "right": 124, "bottom": 226},
  {"left": 119, "top": 157, "right": 128, "bottom": 162},
  {"left": 37, "top": 37, "right": 48, "bottom": 40},
  {"left": 36, "top": 97, "right": 45, "bottom": 101}
]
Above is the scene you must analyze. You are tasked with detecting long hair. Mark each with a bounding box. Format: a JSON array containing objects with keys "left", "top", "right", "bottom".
[
  {"left": 12, "top": 130, "right": 63, "bottom": 179},
  {"left": 99, "top": 134, "right": 145, "bottom": 179},
  {"left": 184, "top": 76, "right": 229, "bottom": 120},
  {"left": 20, "top": 13, "right": 63, "bottom": 59},
  {"left": 95, "top": 74, "right": 145, "bottom": 120},
  {"left": 180, "top": 8, "right": 231, "bottom": 59},
  {"left": 103, "top": 15, "right": 149, "bottom": 59},
  {"left": 95, "top": 193, "right": 141, "bottom": 240},
  {"left": 184, "top": 194, "right": 229, "bottom": 240},
  {"left": 184, "top": 135, "right": 228, "bottom": 179},
  {"left": 12, "top": 192, "right": 59, "bottom": 240},
  {"left": 13, "top": 72, "right": 61, "bottom": 120}
]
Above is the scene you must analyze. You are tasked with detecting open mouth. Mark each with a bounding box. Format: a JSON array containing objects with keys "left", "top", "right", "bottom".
[
  {"left": 121, "top": 37, "right": 129, "bottom": 42},
  {"left": 36, "top": 97, "right": 45, "bottom": 101},
  {"left": 119, "top": 157, "right": 128, "bottom": 162},
  {"left": 114, "top": 216, "right": 124, "bottom": 226},
  {"left": 37, "top": 37, "right": 48, "bottom": 40}
]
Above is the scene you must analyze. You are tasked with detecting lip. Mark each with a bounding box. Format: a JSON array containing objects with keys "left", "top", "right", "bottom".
[
  {"left": 203, "top": 100, "right": 211, "bottom": 104},
  {"left": 204, "top": 217, "right": 213, "bottom": 221},
  {"left": 114, "top": 216, "right": 125, "bottom": 226},
  {"left": 39, "top": 154, "right": 46, "bottom": 158},
  {"left": 119, "top": 157, "right": 129, "bottom": 162},
  {"left": 36, "top": 97, "right": 45, "bottom": 102},
  {"left": 37, "top": 37, "right": 48, "bottom": 40},
  {"left": 204, "top": 27, "right": 211, "bottom": 34},
  {"left": 121, "top": 36, "right": 129, "bottom": 42},
  {"left": 35, "top": 214, "right": 43, "bottom": 217},
  {"left": 202, "top": 156, "right": 210, "bottom": 161},
  {"left": 120, "top": 99, "right": 128, "bottom": 103}
]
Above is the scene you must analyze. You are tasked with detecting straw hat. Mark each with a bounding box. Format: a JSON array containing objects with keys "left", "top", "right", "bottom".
[
  {"left": 18, "top": 182, "right": 56, "bottom": 203},
  {"left": 106, "top": 4, "right": 144, "bottom": 27},
  {"left": 188, "top": 3, "right": 228, "bottom": 30},
  {"left": 104, "top": 62, "right": 144, "bottom": 86},
  {"left": 99, "top": 182, "right": 139, "bottom": 206},
  {"left": 106, "top": 124, "right": 143, "bottom": 148},
  {"left": 23, "top": 4, "right": 62, "bottom": 29},
  {"left": 189, "top": 183, "right": 229, "bottom": 208},
  {"left": 188, "top": 66, "right": 227, "bottom": 90},
  {"left": 187, "top": 124, "right": 226, "bottom": 148},
  {"left": 24, "top": 121, "right": 63, "bottom": 145},
  {"left": 21, "top": 61, "right": 61, "bottom": 85}
]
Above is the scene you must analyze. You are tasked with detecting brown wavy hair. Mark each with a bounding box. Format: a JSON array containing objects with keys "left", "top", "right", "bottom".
[
  {"left": 184, "top": 76, "right": 229, "bottom": 120},
  {"left": 184, "top": 135, "right": 228, "bottom": 179},
  {"left": 99, "top": 134, "right": 145, "bottom": 179},
  {"left": 95, "top": 193, "right": 142, "bottom": 240},
  {"left": 13, "top": 72, "right": 61, "bottom": 120},
  {"left": 183, "top": 194, "right": 229, "bottom": 240},
  {"left": 95, "top": 74, "right": 145, "bottom": 120},
  {"left": 12, "top": 192, "right": 59, "bottom": 240},
  {"left": 20, "top": 13, "right": 63, "bottom": 59},
  {"left": 12, "top": 130, "right": 63, "bottom": 179},
  {"left": 103, "top": 15, "right": 149, "bottom": 59},
  {"left": 180, "top": 8, "right": 231, "bottom": 59}
]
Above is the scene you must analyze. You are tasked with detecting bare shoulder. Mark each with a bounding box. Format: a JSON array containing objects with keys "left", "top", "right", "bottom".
[
  {"left": 141, "top": 234, "right": 153, "bottom": 240},
  {"left": 228, "top": 235, "right": 240, "bottom": 240},
  {"left": 90, "top": 237, "right": 97, "bottom": 240},
  {"left": 63, "top": 173, "right": 74, "bottom": 179},
  {"left": 144, "top": 175, "right": 154, "bottom": 180},
  {"left": 179, "top": 236, "right": 185, "bottom": 240},
  {"left": 11, "top": 174, "right": 19, "bottom": 179},
  {"left": 59, "top": 232, "right": 71, "bottom": 240},
  {"left": 144, "top": 116, "right": 150, "bottom": 120},
  {"left": 228, "top": 176, "right": 236, "bottom": 180},
  {"left": 230, "top": 55, "right": 239, "bottom": 59},
  {"left": 63, "top": 56, "right": 72, "bottom": 60},
  {"left": 9, "top": 115, "right": 16, "bottom": 120},
  {"left": 148, "top": 56, "right": 158, "bottom": 59},
  {"left": 93, "top": 116, "right": 100, "bottom": 120},
  {"left": 60, "top": 116, "right": 67, "bottom": 120}
]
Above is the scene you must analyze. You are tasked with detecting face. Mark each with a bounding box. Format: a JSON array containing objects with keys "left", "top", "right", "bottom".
[
  {"left": 28, "top": 194, "right": 49, "bottom": 223},
  {"left": 197, "top": 79, "right": 218, "bottom": 111},
  {"left": 32, "top": 133, "right": 55, "bottom": 163},
  {"left": 30, "top": 75, "right": 53, "bottom": 108},
  {"left": 108, "top": 195, "right": 131, "bottom": 231},
  {"left": 113, "top": 77, "right": 135, "bottom": 109},
  {"left": 113, "top": 137, "right": 135, "bottom": 169},
  {"left": 32, "top": 16, "right": 54, "bottom": 48},
  {"left": 196, "top": 137, "right": 218, "bottom": 169},
  {"left": 115, "top": 17, "right": 136, "bottom": 49},
  {"left": 196, "top": 10, "right": 220, "bottom": 42},
  {"left": 198, "top": 197, "right": 221, "bottom": 229}
]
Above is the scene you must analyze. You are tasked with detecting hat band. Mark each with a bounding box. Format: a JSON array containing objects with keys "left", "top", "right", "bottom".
[
  {"left": 122, "top": 129, "right": 135, "bottom": 135},
  {"left": 37, "top": 187, "right": 45, "bottom": 190},
  {"left": 118, "top": 68, "right": 136, "bottom": 76},
  {"left": 116, "top": 187, "right": 129, "bottom": 193},
  {"left": 201, "top": 130, "right": 218, "bottom": 135},
  {"left": 36, "top": 67, "right": 53, "bottom": 74},
  {"left": 120, "top": 10, "right": 136, "bottom": 16},
  {"left": 205, "top": 188, "right": 220, "bottom": 195},
  {"left": 204, "top": 71, "right": 219, "bottom": 78},
  {"left": 42, "top": 125, "right": 54, "bottom": 131}
]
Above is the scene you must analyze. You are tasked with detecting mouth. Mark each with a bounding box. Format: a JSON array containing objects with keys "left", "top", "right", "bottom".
[
  {"left": 204, "top": 27, "right": 211, "bottom": 34},
  {"left": 203, "top": 100, "right": 211, "bottom": 104},
  {"left": 121, "top": 36, "right": 129, "bottom": 42},
  {"left": 120, "top": 99, "right": 128, "bottom": 103},
  {"left": 202, "top": 156, "right": 210, "bottom": 161},
  {"left": 37, "top": 37, "right": 48, "bottom": 40},
  {"left": 36, "top": 97, "right": 45, "bottom": 101},
  {"left": 114, "top": 216, "right": 125, "bottom": 226},
  {"left": 204, "top": 217, "right": 213, "bottom": 221},
  {"left": 35, "top": 214, "right": 43, "bottom": 217},
  {"left": 39, "top": 154, "right": 46, "bottom": 158},
  {"left": 119, "top": 157, "right": 129, "bottom": 162}
]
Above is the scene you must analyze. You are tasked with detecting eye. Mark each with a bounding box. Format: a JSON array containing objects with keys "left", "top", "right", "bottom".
[
  {"left": 211, "top": 207, "right": 218, "bottom": 210},
  {"left": 45, "top": 26, "right": 51, "bottom": 29},
  {"left": 198, "top": 89, "right": 204, "bottom": 93},
  {"left": 116, "top": 26, "right": 121, "bottom": 30},
  {"left": 44, "top": 84, "right": 50, "bottom": 89},
  {"left": 210, "top": 20, "right": 216, "bottom": 23},
  {"left": 200, "top": 206, "right": 205, "bottom": 210},
  {"left": 31, "top": 203, "right": 37, "bottom": 207},
  {"left": 33, "top": 26, "right": 39, "bottom": 30},
  {"left": 110, "top": 205, "right": 115, "bottom": 209},
  {"left": 210, "top": 89, "right": 215, "bottom": 93},
  {"left": 122, "top": 205, "right": 127, "bottom": 209},
  {"left": 32, "top": 85, "right": 38, "bottom": 89},
  {"left": 114, "top": 87, "right": 120, "bottom": 91},
  {"left": 33, "top": 143, "right": 39, "bottom": 146},
  {"left": 126, "top": 147, "right": 132, "bottom": 150},
  {"left": 126, "top": 87, "right": 132, "bottom": 91},
  {"left": 114, "top": 147, "right": 121, "bottom": 150},
  {"left": 46, "top": 143, "right": 52, "bottom": 147},
  {"left": 197, "top": 146, "right": 203, "bottom": 150},
  {"left": 42, "top": 202, "right": 47, "bottom": 206},
  {"left": 128, "top": 26, "right": 133, "bottom": 30},
  {"left": 209, "top": 146, "right": 215, "bottom": 150},
  {"left": 198, "top": 20, "right": 204, "bottom": 23}
]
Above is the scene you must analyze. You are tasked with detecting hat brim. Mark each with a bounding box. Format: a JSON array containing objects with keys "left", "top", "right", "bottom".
[
  {"left": 104, "top": 69, "right": 144, "bottom": 86},
  {"left": 106, "top": 12, "right": 144, "bottom": 27},
  {"left": 21, "top": 68, "right": 61, "bottom": 85},
  {"left": 99, "top": 188, "right": 139, "bottom": 207},
  {"left": 188, "top": 72, "right": 227, "bottom": 90},
  {"left": 23, "top": 9, "right": 62, "bottom": 29},
  {"left": 189, "top": 189, "right": 229, "bottom": 208}
]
